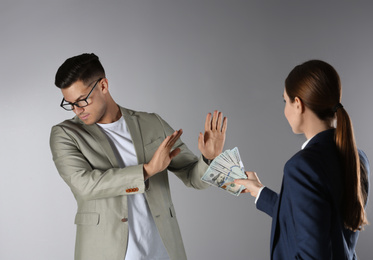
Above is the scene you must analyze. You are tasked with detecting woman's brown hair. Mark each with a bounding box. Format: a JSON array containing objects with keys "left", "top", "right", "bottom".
[{"left": 285, "top": 60, "right": 368, "bottom": 231}]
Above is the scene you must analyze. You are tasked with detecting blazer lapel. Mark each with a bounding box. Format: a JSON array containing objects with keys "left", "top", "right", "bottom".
[
  {"left": 80, "top": 120, "right": 119, "bottom": 168},
  {"left": 120, "top": 106, "right": 145, "bottom": 164},
  {"left": 75, "top": 106, "right": 146, "bottom": 167}
]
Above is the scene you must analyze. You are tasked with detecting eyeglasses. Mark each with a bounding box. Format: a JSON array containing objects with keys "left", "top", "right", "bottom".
[{"left": 60, "top": 78, "right": 103, "bottom": 111}]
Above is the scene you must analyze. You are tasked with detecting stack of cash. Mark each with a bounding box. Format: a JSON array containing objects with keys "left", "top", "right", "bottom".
[{"left": 201, "top": 147, "right": 247, "bottom": 196}]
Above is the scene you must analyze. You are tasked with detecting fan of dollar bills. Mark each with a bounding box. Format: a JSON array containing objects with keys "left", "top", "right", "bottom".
[{"left": 201, "top": 147, "right": 247, "bottom": 196}]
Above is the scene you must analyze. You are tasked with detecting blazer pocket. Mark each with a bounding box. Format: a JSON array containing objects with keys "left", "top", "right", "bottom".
[
  {"left": 145, "top": 137, "right": 163, "bottom": 152},
  {"left": 144, "top": 137, "right": 163, "bottom": 161},
  {"left": 74, "top": 212, "right": 100, "bottom": 225}
]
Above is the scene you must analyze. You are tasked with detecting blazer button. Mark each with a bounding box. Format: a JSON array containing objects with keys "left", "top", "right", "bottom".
[{"left": 121, "top": 218, "right": 128, "bottom": 222}]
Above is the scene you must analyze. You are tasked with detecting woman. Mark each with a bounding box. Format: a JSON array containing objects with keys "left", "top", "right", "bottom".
[{"left": 235, "top": 60, "right": 370, "bottom": 259}]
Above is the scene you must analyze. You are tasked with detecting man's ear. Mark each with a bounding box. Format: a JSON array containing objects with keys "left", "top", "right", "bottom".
[
  {"left": 101, "top": 78, "right": 109, "bottom": 94},
  {"left": 294, "top": 97, "right": 305, "bottom": 114}
]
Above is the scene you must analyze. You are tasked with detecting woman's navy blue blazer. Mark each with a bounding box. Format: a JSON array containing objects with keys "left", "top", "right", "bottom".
[{"left": 257, "top": 129, "right": 370, "bottom": 260}]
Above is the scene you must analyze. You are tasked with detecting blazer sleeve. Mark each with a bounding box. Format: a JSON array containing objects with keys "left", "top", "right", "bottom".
[
  {"left": 155, "top": 114, "right": 210, "bottom": 190},
  {"left": 284, "top": 154, "right": 332, "bottom": 259},
  {"left": 256, "top": 187, "right": 279, "bottom": 218},
  {"left": 50, "top": 125, "right": 146, "bottom": 201}
]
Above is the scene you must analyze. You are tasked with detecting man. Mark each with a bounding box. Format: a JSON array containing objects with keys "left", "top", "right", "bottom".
[{"left": 50, "top": 53, "right": 227, "bottom": 260}]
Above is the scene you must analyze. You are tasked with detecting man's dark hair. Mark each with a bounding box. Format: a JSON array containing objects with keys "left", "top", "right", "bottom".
[{"left": 55, "top": 53, "right": 105, "bottom": 89}]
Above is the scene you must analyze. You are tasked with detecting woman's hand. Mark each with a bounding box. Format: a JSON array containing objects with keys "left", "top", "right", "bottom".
[{"left": 235, "top": 171, "right": 264, "bottom": 198}]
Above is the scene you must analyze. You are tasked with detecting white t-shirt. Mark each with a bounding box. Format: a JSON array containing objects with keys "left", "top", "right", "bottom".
[{"left": 97, "top": 117, "right": 170, "bottom": 260}]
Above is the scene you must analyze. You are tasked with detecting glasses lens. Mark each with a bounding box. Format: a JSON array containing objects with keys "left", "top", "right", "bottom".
[
  {"left": 61, "top": 103, "right": 74, "bottom": 111},
  {"left": 75, "top": 100, "right": 89, "bottom": 108}
]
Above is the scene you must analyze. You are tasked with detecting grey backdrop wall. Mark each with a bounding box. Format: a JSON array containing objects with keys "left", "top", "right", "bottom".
[{"left": 1, "top": 1, "right": 372, "bottom": 259}]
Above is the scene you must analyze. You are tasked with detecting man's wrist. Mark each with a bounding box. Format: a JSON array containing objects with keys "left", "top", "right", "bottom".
[
  {"left": 143, "top": 164, "right": 151, "bottom": 181},
  {"left": 202, "top": 155, "right": 213, "bottom": 165}
]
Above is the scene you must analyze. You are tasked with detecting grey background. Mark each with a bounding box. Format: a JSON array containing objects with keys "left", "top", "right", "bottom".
[{"left": 1, "top": 1, "right": 372, "bottom": 259}]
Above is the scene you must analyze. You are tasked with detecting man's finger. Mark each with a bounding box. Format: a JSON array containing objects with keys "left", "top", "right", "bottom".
[
  {"left": 170, "top": 148, "right": 181, "bottom": 159},
  {"left": 211, "top": 110, "right": 218, "bottom": 131},
  {"left": 221, "top": 117, "right": 228, "bottom": 133},
  {"left": 161, "top": 135, "right": 171, "bottom": 148},
  {"left": 217, "top": 112, "right": 223, "bottom": 132},
  {"left": 198, "top": 132, "right": 205, "bottom": 151},
  {"left": 204, "top": 113, "right": 211, "bottom": 131},
  {"left": 167, "top": 129, "right": 183, "bottom": 147}
]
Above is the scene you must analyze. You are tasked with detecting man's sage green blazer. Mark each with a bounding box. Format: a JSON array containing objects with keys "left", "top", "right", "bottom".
[{"left": 50, "top": 106, "right": 209, "bottom": 260}]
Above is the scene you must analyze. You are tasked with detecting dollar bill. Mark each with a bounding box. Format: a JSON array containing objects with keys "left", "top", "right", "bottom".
[{"left": 201, "top": 147, "right": 247, "bottom": 196}]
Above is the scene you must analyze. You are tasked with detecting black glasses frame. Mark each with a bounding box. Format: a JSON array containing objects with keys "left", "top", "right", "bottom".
[{"left": 60, "top": 78, "right": 103, "bottom": 111}]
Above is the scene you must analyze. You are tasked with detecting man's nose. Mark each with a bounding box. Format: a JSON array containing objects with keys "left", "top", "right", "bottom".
[{"left": 73, "top": 106, "right": 84, "bottom": 114}]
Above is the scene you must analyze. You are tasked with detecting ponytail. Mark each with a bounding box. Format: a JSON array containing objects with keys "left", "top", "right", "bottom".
[{"left": 335, "top": 106, "right": 368, "bottom": 231}]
